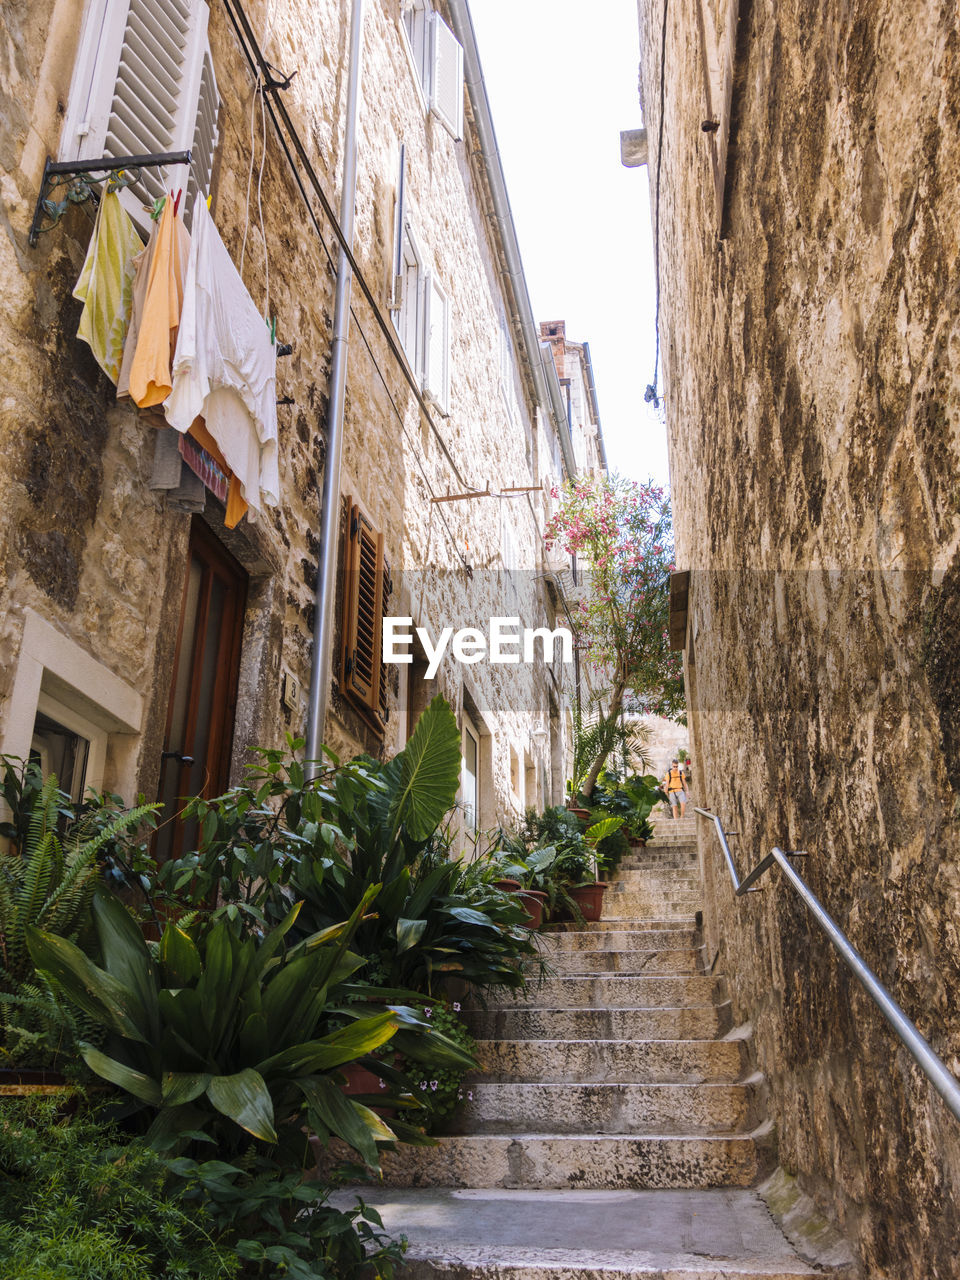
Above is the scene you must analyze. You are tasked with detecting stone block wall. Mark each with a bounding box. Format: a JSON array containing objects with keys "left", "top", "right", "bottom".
[
  {"left": 0, "top": 0, "right": 576, "bottom": 835},
  {"left": 637, "top": 0, "right": 960, "bottom": 1274}
]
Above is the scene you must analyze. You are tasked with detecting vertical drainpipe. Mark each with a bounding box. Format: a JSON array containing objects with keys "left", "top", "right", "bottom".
[{"left": 305, "top": 0, "right": 365, "bottom": 774}]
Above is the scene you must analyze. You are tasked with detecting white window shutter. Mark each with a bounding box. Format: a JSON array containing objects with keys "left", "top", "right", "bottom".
[
  {"left": 391, "top": 144, "right": 407, "bottom": 308},
  {"left": 423, "top": 272, "right": 450, "bottom": 412},
  {"left": 62, "top": 0, "right": 218, "bottom": 227},
  {"left": 429, "top": 12, "right": 464, "bottom": 141}
]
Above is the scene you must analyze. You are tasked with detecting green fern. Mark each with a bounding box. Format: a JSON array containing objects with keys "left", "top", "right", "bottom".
[{"left": 0, "top": 769, "right": 156, "bottom": 1069}]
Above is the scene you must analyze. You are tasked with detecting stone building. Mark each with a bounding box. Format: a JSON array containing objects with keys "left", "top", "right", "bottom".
[
  {"left": 635, "top": 0, "right": 960, "bottom": 1275},
  {"left": 0, "top": 0, "right": 596, "bottom": 851}
]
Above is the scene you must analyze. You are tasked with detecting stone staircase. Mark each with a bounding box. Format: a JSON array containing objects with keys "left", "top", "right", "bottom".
[{"left": 333, "top": 820, "right": 857, "bottom": 1279}]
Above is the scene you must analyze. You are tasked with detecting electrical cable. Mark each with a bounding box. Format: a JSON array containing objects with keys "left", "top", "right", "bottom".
[{"left": 645, "top": 0, "right": 669, "bottom": 411}]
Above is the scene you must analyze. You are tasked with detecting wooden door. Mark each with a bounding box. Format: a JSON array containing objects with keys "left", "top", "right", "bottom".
[{"left": 155, "top": 520, "right": 247, "bottom": 861}]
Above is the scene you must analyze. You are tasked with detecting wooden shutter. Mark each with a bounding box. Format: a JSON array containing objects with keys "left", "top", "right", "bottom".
[
  {"left": 341, "top": 500, "right": 389, "bottom": 732},
  {"left": 62, "top": 0, "right": 219, "bottom": 227},
  {"left": 429, "top": 11, "right": 464, "bottom": 140},
  {"left": 423, "top": 272, "right": 450, "bottom": 412}
]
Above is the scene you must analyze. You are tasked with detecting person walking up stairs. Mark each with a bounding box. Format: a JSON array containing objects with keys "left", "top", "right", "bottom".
[{"left": 333, "top": 820, "right": 857, "bottom": 1278}]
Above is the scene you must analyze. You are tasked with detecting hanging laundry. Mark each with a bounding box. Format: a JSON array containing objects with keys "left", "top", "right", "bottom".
[
  {"left": 148, "top": 426, "right": 206, "bottom": 514},
  {"left": 182, "top": 417, "right": 249, "bottom": 529},
  {"left": 72, "top": 190, "right": 143, "bottom": 384},
  {"left": 165, "top": 194, "right": 279, "bottom": 516},
  {"left": 128, "top": 198, "right": 190, "bottom": 408},
  {"left": 116, "top": 219, "right": 157, "bottom": 401}
]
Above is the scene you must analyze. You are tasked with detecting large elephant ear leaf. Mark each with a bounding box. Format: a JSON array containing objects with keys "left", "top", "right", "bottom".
[
  {"left": 207, "top": 1068, "right": 277, "bottom": 1144},
  {"left": 386, "top": 696, "right": 462, "bottom": 843}
]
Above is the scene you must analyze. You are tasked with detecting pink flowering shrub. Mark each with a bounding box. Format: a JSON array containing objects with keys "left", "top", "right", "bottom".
[{"left": 545, "top": 474, "right": 685, "bottom": 789}]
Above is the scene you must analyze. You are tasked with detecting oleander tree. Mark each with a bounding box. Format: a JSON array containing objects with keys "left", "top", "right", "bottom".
[{"left": 545, "top": 473, "right": 685, "bottom": 797}]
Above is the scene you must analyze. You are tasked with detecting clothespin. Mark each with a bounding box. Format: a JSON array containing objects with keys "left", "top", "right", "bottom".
[
  {"left": 150, "top": 195, "right": 166, "bottom": 221},
  {"left": 268, "top": 316, "right": 277, "bottom": 345},
  {"left": 206, "top": 194, "right": 212, "bottom": 209},
  {"left": 172, "top": 188, "right": 182, "bottom": 217}
]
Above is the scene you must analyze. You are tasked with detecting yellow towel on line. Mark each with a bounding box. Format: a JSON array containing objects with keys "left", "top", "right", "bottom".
[{"left": 72, "top": 191, "right": 144, "bottom": 384}]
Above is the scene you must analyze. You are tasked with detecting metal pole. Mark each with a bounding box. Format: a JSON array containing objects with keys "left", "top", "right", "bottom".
[
  {"left": 772, "top": 848, "right": 960, "bottom": 1124},
  {"left": 304, "top": 0, "right": 365, "bottom": 774}
]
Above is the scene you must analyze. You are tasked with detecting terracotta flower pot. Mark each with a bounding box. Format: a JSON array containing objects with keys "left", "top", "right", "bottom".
[
  {"left": 569, "top": 881, "right": 607, "bottom": 922},
  {"left": 494, "top": 877, "right": 522, "bottom": 892},
  {"left": 338, "top": 1061, "right": 394, "bottom": 1118},
  {"left": 628, "top": 837, "right": 647, "bottom": 848},
  {"left": 517, "top": 888, "right": 548, "bottom": 930}
]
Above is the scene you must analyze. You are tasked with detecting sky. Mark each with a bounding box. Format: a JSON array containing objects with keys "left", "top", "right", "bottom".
[{"left": 468, "top": 0, "right": 668, "bottom": 486}]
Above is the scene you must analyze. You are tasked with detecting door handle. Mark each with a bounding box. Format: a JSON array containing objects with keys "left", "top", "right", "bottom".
[{"left": 161, "top": 750, "right": 195, "bottom": 766}]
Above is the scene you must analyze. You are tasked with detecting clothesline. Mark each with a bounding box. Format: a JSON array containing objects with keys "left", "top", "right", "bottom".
[{"left": 72, "top": 189, "right": 280, "bottom": 530}]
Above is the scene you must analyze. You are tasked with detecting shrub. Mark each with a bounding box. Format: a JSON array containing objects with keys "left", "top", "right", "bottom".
[{"left": 0, "top": 1094, "right": 238, "bottom": 1279}]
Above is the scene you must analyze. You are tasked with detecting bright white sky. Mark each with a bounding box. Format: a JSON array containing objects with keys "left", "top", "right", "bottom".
[{"left": 468, "top": 0, "right": 669, "bottom": 487}]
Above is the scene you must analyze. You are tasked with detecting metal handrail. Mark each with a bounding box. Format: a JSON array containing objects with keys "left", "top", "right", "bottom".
[{"left": 695, "top": 806, "right": 960, "bottom": 1124}]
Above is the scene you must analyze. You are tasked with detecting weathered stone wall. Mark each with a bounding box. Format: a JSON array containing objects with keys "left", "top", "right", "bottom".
[
  {"left": 0, "top": 0, "right": 575, "bottom": 833},
  {"left": 637, "top": 0, "right": 960, "bottom": 1275}
]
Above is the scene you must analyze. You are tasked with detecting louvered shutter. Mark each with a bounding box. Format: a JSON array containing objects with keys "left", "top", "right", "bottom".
[
  {"left": 377, "top": 558, "right": 393, "bottom": 727},
  {"left": 429, "top": 12, "right": 464, "bottom": 140},
  {"left": 62, "top": 0, "right": 219, "bottom": 228},
  {"left": 423, "top": 273, "right": 450, "bottom": 412},
  {"left": 341, "top": 501, "right": 389, "bottom": 731}
]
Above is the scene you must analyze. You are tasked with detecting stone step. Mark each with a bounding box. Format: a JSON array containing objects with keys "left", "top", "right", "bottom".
[
  {"left": 613, "top": 867, "right": 701, "bottom": 883},
  {"left": 328, "top": 1187, "right": 854, "bottom": 1279},
  {"left": 472, "top": 1037, "right": 749, "bottom": 1083},
  {"left": 602, "top": 897, "right": 703, "bottom": 920},
  {"left": 466, "top": 1003, "right": 732, "bottom": 1042},
  {"left": 542, "top": 928, "right": 700, "bottom": 951},
  {"left": 373, "top": 1130, "right": 765, "bottom": 1190},
  {"left": 546, "top": 918, "right": 695, "bottom": 933},
  {"left": 495, "top": 974, "right": 722, "bottom": 1010},
  {"left": 542, "top": 947, "right": 705, "bottom": 975},
  {"left": 444, "top": 1080, "right": 761, "bottom": 1136},
  {"left": 619, "top": 855, "right": 699, "bottom": 871}
]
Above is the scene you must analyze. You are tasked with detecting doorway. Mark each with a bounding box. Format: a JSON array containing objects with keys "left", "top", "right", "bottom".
[{"left": 155, "top": 520, "right": 248, "bottom": 861}]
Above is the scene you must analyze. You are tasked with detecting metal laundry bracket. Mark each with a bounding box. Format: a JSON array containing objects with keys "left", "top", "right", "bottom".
[{"left": 28, "top": 150, "right": 192, "bottom": 247}]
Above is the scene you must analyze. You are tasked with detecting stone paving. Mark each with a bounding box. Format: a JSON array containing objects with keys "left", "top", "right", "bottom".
[{"left": 333, "top": 820, "right": 856, "bottom": 1278}]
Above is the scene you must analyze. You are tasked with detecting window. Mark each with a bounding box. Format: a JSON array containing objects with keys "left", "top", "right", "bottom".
[
  {"left": 461, "top": 716, "right": 480, "bottom": 838},
  {"left": 0, "top": 609, "right": 143, "bottom": 801},
  {"left": 30, "top": 702, "right": 92, "bottom": 805},
  {"left": 341, "top": 499, "right": 392, "bottom": 734},
  {"left": 400, "top": 0, "right": 464, "bottom": 140},
  {"left": 62, "top": 0, "right": 220, "bottom": 229},
  {"left": 423, "top": 273, "right": 451, "bottom": 412},
  {"left": 391, "top": 147, "right": 451, "bottom": 410},
  {"left": 509, "top": 746, "right": 522, "bottom": 810},
  {"left": 397, "top": 227, "right": 424, "bottom": 375}
]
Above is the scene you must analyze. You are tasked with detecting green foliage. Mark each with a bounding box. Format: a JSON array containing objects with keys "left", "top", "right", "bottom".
[
  {"left": 0, "top": 1094, "right": 238, "bottom": 1279},
  {"left": 170, "top": 1155, "right": 406, "bottom": 1280},
  {"left": 410, "top": 1000, "right": 477, "bottom": 1132},
  {"left": 0, "top": 761, "right": 156, "bottom": 1070},
  {"left": 27, "top": 888, "right": 405, "bottom": 1168},
  {"left": 570, "top": 704, "right": 652, "bottom": 796}
]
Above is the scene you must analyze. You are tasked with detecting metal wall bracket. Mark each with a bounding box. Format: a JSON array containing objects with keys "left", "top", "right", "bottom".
[{"left": 29, "top": 150, "right": 192, "bottom": 247}]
